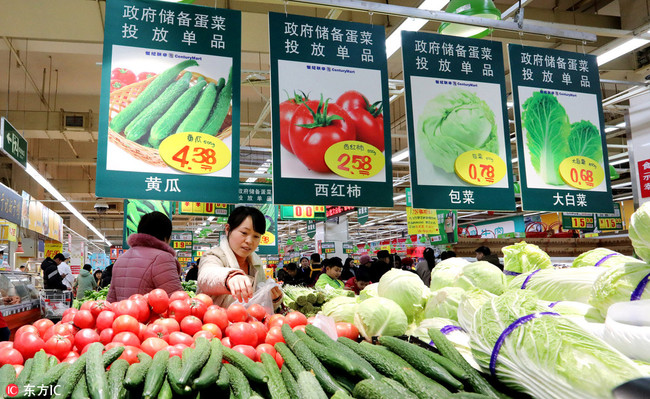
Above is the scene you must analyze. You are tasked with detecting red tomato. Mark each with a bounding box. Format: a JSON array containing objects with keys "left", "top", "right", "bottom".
[
  {"left": 247, "top": 304, "right": 267, "bottom": 322},
  {"left": 0, "top": 348, "right": 23, "bottom": 366},
  {"left": 104, "top": 342, "right": 124, "bottom": 351},
  {"left": 113, "top": 300, "right": 140, "bottom": 319},
  {"left": 266, "top": 315, "right": 285, "bottom": 329},
  {"left": 61, "top": 312, "right": 76, "bottom": 323},
  {"left": 226, "top": 322, "right": 257, "bottom": 347},
  {"left": 112, "top": 331, "right": 140, "bottom": 347},
  {"left": 111, "top": 68, "right": 136, "bottom": 85},
  {"left": 180, "top": 316, "right": 203, "bottom": 336},
  {"left": 288, "top": 98, "right": 356, "bottom": 173},
  {"left": 335, "top": 322, "right": 359, "bottom": 340},
  {"left": 154, "top": 318, "right": 181, "bottom": 334},
  {"left": 169, "top": 331, "right": 194, "bottom": 347},
  {"left": 148, "top": 289, "right": 169, "bottom": 314},
  {"left": 203, "top": 306, "right": 228, "bottom": 331},
  {"left": 73, "top": 310, "right": 95, "bottom": 330},
  {"left": 292, "top": 325, "right": 306, "bottom": 333},
  {"left": 193, "top": 331, "right": 214, "bottom": 340},
  {"left": 226, "top": 304, "right": 248, "bottom": 323},
  {"left": 337, "top": 90, "right": 384, "bottom": 151},
  {"left": 0, "top": 342, "right": 13, "bottom": 350},
  {"left": 284, "top": 312, "right": 308, "bottom": 328},
  {"left": 137, "top": 72, "right": 156, "bottom": 81},
  {"left": 99, "top": 328, "right": 115, "bottom": 346},
  {"left": 15, "top": 325, "right": 40, "bottom": 339},
  {"left": 221, "top": 337, "right": 232, "bottom": 348},
  {"left": 44, "top": 335, "right": 73, "bottom": 360},
  {"left": 13, "top": 333, "right": 45, "bottom": 359},
  {"left": 117, "top": 345, "right": 142, "bottom": 365},
  {"left": 62, "top": 308, "right": 78, "bottom": 318},
  {"left": 169, "top": 291, "right": 190, "bottom": 302},
  {"left": 95, "top": 310, "right": 116, "bottom": 331},
  {"left": 130, "top": 297, "right": 150, "bottom": 323},
  {"left": 169, "top": 300, "right": 191, "bottom": 323},
  {"left": 279, "top": 92, "right": 310, "bottom": 153},
  {"left": 143, "top": 324, "right": 169, "bottom": 342},
  {"left": 112, "top": 315, "right": 139, "bottom": 335},
  {"left": 80, "top": 300, "right": 96, "bottom": 312},
  {"left": 232, "top": 345, "right": 257, "bottom": 361},
  {"left": 90, "top": 300, "right": 112, "bottom": 318},
  {"left": 255, "top": 343, "right": 277, "bottom": 362},
  {"left": 250, "top": 322, "right": 267, "bottom": 346},
  {"left": 62, "top": 352, "right": 80, "bottom": 364},
  {"left": 74, "top": 328, "right": 100, "bottom": 353},
  {"left": 264, "top": 326, "right": 284, "bottom": 346},
  {"left": 137, "top": 323, "right": 147, "bottom": 342},
  {"left": 165, "top": 344, "right": 184, "bottom": 358},
  {"left": 141, "top": 337, "right": 168, "bottom": 358},
  {"left": 187, "top": 299, "right": 207, "bottom": 320},
  {"left": 275, "top": 352, "right": 284, "bottom": 369},
  {"left": 33, "top": 319, "right": 55, "bottom": 337},
  {"left": 200, "top": 323, "right": 222, "bottom": 339},
  {"left": 45, "top": 323, "right": 75, "bottom": 345},
  {"left": 193, "top": 294, "right": 213, "bottom": 308}
]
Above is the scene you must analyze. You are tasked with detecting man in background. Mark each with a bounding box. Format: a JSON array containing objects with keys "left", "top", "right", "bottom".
[
  {"left": 58, "top": 252, "right": 74, "bottom": 290},
  {"left": 308, "top": 253, "right": 323, "bottom": 285},
  {"left": 41, "top": 253, "right": 67, "bottom": 291},
  {"left": 475, "top": 246, "right": 503, "bottom": 270},
  {"left": 371, "top": 250, "right": 392, "bottom": 282}
]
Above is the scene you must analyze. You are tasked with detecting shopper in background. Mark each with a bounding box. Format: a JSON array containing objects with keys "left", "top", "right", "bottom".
[
  {"left": 197, "top": 206, "right": 282, "bottom": 309},
  {"left": 277, "top": 262, "right": 302, "bottom": 285},
  {"left": 57, "top": 252, "right": 74, "bottom": 290},
  {"left": 440, "top": 250, "right": 457, "bottom": 261},
  {"left": 392, "top": 254, "right": 402, "bottom": 269},
  {"left": 73, "top": 264, "right": 97, "bottom": 300},
  {"left": 340, "top": 257, "right": 356, "bottom": 281},
  {"left": 41, "top": 253, "right": 67, "bottom": 291},
  {"left": 308, "top": 253, "right": 323, "bottom": 285},
  {"left": 358, "top": 254, "right": 372, "bottom": 269},
  {"left": 371, "top": 250, "right": 392, "bottom": 283},
  {"left": 475, "top": 246, "right": 503, "bottom": 270},
  {"left": 297, "top": 257, "right": 311, "bottom": 285},
  {"left": 401, "top": 257, "right": 416, "bottom": 272},
  {"left": 315, "top": 257, "right": 344, "bottom": 290},
  {"left": 416, "top": 247, "right": 437, "bottom": 287},
  {"left": 344, "top": 267, "right": 371, "bottom": 295},
  {"left": 18, "top": 265, "right": 26, "bottom": 272},
  {"left": 99, "top": 264, "right": 113, "bottom": 289},
  {"left": 94, "top": 270, "right": 103, "bottom": 287},
  {"left": 0, "top": 305, "right": 8, "bottom": 341},
  {"left": 185, "top": 262, "right": 199, "bottom": 282},
  {"left": 107, "top": 211, "right": 182, "bottom": 302}
]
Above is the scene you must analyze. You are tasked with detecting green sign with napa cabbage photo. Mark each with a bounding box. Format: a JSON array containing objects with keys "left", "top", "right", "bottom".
[
  {"left": 401, "top": 31, "right": 516, "bottom": 211},
  {"left": 508, "top": 44, "right": 613, "bottom": 213}
]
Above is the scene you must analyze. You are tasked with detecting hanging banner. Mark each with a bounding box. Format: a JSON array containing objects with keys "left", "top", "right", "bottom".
[
  {"left": 342, "top": 242, "right": 355, "bottom": 254},
  {"left": 123, "top": 199, "right": 173, "bottom": 249},
  {"left": 638, "top": 159, "right": 650, "bottom": 199},
  {"left": 96, "top": 0, "right": 241, "bottom": 203},
  {"left": 596, "top": 202, "right": 623, "bottom": 230},
  {"left": 407, "top": 208, "right": 440, "bottom": 235},
  {"left": 280, "top": 205, "right": 326, "bottom": 220},
  {"left": 306, "top": 220, "right": 316, "bottom": 238},
  {"left": 0, "top": 118, "right": 28, "bottom": 169},
  {"left": 255, "top": 203, "right": 278, "bottom": 255},
  {"left": 44, "top": 241, "right": 63, "bottom": 259},
  {"left": 238, "top": 183, "right": 272, "bottom": 204},
  {"left": 0, "top": 183, "right": 22, "bottom": 226},
  {"left": 357, "top": 206, "right": 368, "bottom": 225},
  {"left": 178, "top": 202, "right": 231, "bottom": 216},
  {"left": 402, "top": 31, "right": 516, "bottom": 211},
  {"left": 269, "top": 12, "right": 393, "bottom": 207},
  {"left": 177, "top": 251, "right": 193, "bottom": 264},
  {"left": 509, "top": 44, "right": 613, "bottom": 212},
  {"left": 0, "top": 222, "right": 17, "bottom": 242}
]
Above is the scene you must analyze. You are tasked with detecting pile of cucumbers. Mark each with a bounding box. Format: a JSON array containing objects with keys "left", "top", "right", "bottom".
[{"left": 109, "top": 59, "right": 232, "bottom": 149}]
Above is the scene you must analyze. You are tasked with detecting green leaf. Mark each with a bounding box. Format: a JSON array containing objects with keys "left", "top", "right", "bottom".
[{"left": 568, "top": 120, "right": 603, "bottom": 162}]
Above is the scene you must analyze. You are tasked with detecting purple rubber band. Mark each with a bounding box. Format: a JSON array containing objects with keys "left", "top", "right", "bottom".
[
  {"left": 489, "top": 312, "right": 560, "bottom": 377},
  {"left": 548, "top": 301, "right": 560, "bottom": 308},
  {"left": 520, "top": 269, "right": 542, "bottom": 290},
  {"left": 440, "top": 325, "right": 465, "bottom": 335},
  {"left": 504, "top": 270, "right": 521, "bottom": 276},
  {"left": 595, "top": 253, "right": 619, "bottom": 267},
  {"left": 631, "top": 272, "right": 650, "bottom": 301}
]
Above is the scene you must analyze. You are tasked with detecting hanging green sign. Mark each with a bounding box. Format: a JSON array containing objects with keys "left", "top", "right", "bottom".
[
  {"left": 509, "top": 44, "right": 613, "bottom": 213},
  {"left": 238, "top": 183, "right": 272, "bottom": 204},
  {"left": 357, "top": 207, "right": 369, "bottom": 225},
  {"left": 321, "top": 241, "right": 336, "bottom": 254},
  {"left": 307, "top": 220, "right": 316, "bottom": 238},
  {"left": 280, "top": 205, "right": 326, "bottom": 220},
  {"left": 0, "top": 118, "right": 27, "bottom": 169}
]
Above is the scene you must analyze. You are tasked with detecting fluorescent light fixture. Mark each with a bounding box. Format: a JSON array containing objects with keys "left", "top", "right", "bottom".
[
  {"left": 609, "top": 158, "right": 629, "bottom": 166},
  {"left": 207, "top": 216, "right": 215, "bottom": 222},
  {"left": 385, "top": 0, "right": 450, "bottom": 57},
  {"left": 507, "top": 101, "right": 514, "bottom": 108},
  {"left": 616, "top": 195, "right": 634, "bottom": 201},
  {"left": 611, "top": 181, "right": 632, "bottom": 189},
  {"left": 511, "top": 157, "right": 518, "bottom": 164},
  {"left": 605, "top": 127, "right": 618, "bottom": 133},
  {"left": 25, "top": 163, "right": 111, "bottom": 246},
  {"left": 597, "top": 38, "right": 650, "bottom": 66},
  {"left": 391, "top": 149, "right": 410, "bottom": 163},
  {"left": 393, "top": 194, "right": 407, "bottom": 201},
  {"left": 246, "top": 159, "right": 272, "bottom": 183},
  {"left": 616, "top": 122, "right": 626, "bottom": 128}
]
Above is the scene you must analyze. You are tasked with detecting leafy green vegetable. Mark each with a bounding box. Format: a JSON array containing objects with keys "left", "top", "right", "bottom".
[
  {"left": 377, "top": 269, "right": 429, "bottom": 321},
  {"left": 502, "top": 241, "right": 552, "bottom": 276},
  {"left": 353, "top": 297, "right": 408, "bottom": 340},
  {"left": 629, "top": 202, "right": 650, "bottom": 262},
  {"left": 590, "top": 260, "right": 650, "bottom": 317},
  {"left": 507, "top": 266, "right": 608, "bottom": 304},
  {"left": 572, "top": 248, "right": 641, "bottom": 268},
  {"left": 541, "top": 300, "right": 605, "bottom": 324},
  {"left": 430, "top": 261, "right": 506, "bottom": 295},
  {"left": 422, "top": 287, "right": 465, "bottom": 321},
  {"left": 568, "top": 120, "right": 603, "bottom": 162},
  {"left": 417, "top": 88, "right": 498, "bottom": 173},
  {"left": 358, "top": 284, "right": 378, "bottom": 301},
  {"left": 522, "top": 92, "right": 571, "bottom": 185},
  {"left": 321, "top": 296, "right": 357, "bottom": 323}
]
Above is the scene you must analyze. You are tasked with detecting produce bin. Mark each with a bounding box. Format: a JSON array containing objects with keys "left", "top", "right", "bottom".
[{"left": 39, "top": 289, "right": 72, "bottom": 319}]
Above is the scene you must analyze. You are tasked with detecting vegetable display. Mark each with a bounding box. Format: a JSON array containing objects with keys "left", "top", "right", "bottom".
[
  {"left": 629, "top": 201, "right": 650, "bottom": 262},
  {"left": 502, "top": 241, "right": 553, "bottom": 276}
]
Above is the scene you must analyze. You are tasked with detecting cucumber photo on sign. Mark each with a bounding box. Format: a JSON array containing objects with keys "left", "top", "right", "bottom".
[{"left": 124, "top": 199, "right": 172, "bottom": 241}]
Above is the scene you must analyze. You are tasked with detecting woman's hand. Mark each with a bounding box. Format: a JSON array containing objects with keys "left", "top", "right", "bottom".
[{"left": 227, "top": 274, "right": 253, "bottom": 303}]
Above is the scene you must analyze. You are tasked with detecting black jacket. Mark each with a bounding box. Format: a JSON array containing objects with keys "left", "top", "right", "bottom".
[
  {"left": 99, "top": 265, "right": 113, "bottom": 289},
  {"left": 484, "top": 254, "right": 503, "bottom": 271},
  {"left": 185, "top": 266, "right": 198, "bottom": 282},
  {"left": 369, "top": 260, "right": 391, "bottom": 283},
  {"left": 41, "top": 257, "right": 66, "bottom": 290}
]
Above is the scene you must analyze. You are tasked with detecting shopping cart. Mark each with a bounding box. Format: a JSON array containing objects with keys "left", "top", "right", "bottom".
[{"left": 39, "top": 289, "right": 72, "bottom": 320}]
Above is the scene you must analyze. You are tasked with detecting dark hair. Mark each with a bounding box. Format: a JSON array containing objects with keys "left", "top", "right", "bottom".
[
  {"left": 392, "top": 254, "right": 401, "bottom": 268},
  {"left": 227, "top": 206, "right": 266, "bottom": 235},
  {"left": 475, "top": 246, "right": 491, "bottom": 256},
  {"left": 423, "top": 247, "right": 437, "bottom": 271},
  {"left": 311, "top": 253, "right": 321, "bottom": 263},
  {"left": 300, "top": 257, "right": 309, "bottom": 263},
  {"left": 94, "top": 269, "right": 102, "bottom": 276},
  {"left": 284, "top": 262, "right": 298, "bottom": 271},
  {"left": 83, "top": 264, "right": 92, "bottom": 271},
  {"left": 440, "top": 251, "right": 456, "bottom": 260},
  {"left": 138, "top": 211, "right": 172, "bottom": 242},
  {"left": 343, "top": 257, "right": 354, "bottom": 268},
  {"left": 329, "top": 257, "right": 343, "bottom": 268},
  {"left": 54, "top": 253, "right": 66, "bottom": 261},
  {"left": 377, "top": 250, "right": 390, "bottom": 259},
  {"left": 356, "top": 267, "right": 371, "bottom": 282}
]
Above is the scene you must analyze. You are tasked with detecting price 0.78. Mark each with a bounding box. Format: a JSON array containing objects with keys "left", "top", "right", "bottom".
[{"left": 468, "top": 163, "right": 495, "bottom": 184}]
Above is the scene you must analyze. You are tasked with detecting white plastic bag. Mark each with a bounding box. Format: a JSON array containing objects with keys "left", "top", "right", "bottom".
[
  {"left": 311, "top": 314, "right": 338, "bottom": 340},
  {"left": 236, "top": 278, "right": 280, "bottom": 315},
  {"left": 602, "top": 300, "right": 650, "bottom": 361}
]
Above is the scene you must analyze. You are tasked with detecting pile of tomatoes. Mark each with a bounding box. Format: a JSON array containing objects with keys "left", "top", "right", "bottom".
[
  {"left": 110, "top": 68, "right": 156, "bottom": 92},
  {"left": 0, "top": 289, "right": 359, "bottom": 370}
]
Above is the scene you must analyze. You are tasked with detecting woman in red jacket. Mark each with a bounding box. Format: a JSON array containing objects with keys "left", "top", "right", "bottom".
[{"left": 107, "top": 211, "right": 182, "bottom": 302}]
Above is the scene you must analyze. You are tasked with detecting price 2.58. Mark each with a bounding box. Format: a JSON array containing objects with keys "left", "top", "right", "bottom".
[{"left": 338, "top": 154, "right": 373, "bottom": 176}]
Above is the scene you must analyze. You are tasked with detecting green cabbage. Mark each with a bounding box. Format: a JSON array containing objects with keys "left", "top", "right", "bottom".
[
  {"left": 423, "top": 287, "right": 465, "bottom": 321},
  {"left": 522, "top": 92, "right": 571, "bottom": 185},
  {"left": 572, "top": 248, "right": 642, "bottom": 268},
  {"left": 507, "top": 266, "right": 608, "bottom": 304},
  {"left": 460, "top": 290, "right": 644, "bottom": 399},
  {"left": 378, "top": 269, "right": 429, "bottom": 321},
  {"left": 358, "top": 284, "right": 378, "bottom": 301},
  {"left": 321, "top": 296, "right": 357, "bottom": 324},
  {"left": 431, "top": 261, "right": 506, "bottom": 295},
  {"left": 353, "top": 297, "right": 408, "bottom": 340},
  {"left": 590, "top": 261, "right": 650, "bottom": 317},
  {"left": 502, "top": 241, "right": 552, "bottom": 276},
  {"left": 568, "top": 120, "right": 603, "bottom": 162},
  {"left": 541, "top": 300, "right": 605, "bottom": 324},
  {"left": 629, "top": 202, "right": 650, "bottom": 262},
  {"left": 417, "top": 88, "right": 498, "bottom": 173}
]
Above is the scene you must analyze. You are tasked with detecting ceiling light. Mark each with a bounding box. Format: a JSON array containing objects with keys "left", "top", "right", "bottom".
[
  {"left": 616, "top": 195, "right": 634, "bottom": 201},
  {"left": 597, "top": 38, "right": 650, "bottom": 66},
  {"left": 511, "top": 157, "right": 518, "bottom": 164},
  {"left": 605, "top": 127, "right": 618, "bottom": 133},
  {"left": 609, "top": 158, "right": 629, "bottom": 166},
  {"left": 391, "top": 149, "right": 410, "bottom": 163},
  {"left": 438, "top": 0, "right": 501, "bottom": 39},
  {"left": 385, "top": 0, "right": 450, "bottom": 58},
  {"left": 611, "top": 181, "right": 632, "bottom": 189},
  {"left": 615, "top": 122, "right": 626, "bottom": 128},
  {"left": 393, "top": 194, "right": 407, "bottom": 201},
  {"left": 507, "top": 101, "right": 514, "bottom": 108}
]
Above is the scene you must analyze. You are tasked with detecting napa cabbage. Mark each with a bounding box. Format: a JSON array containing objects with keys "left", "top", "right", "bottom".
[
  {"left": 572, "top": 248, "right": 642, "bottom": 268},
  {"left": 590, "top": 261, "right": 650, "bottom": 317},
  {"left": 431, "top": 260, "right": 506, "bottom": 295},
  {"left": 353, "top": 297, "right": 408, "bottom": 340},
  {"left": 507, "top": 266, "right": 608, "bottom": 304},
  {"left": 502, "top": 241, "right": 552, "bottom": 276},
  {"left": 568, "top": 120, "right": 603, "bottom": 162},
  {"left": 629, "top": 202, "right": 650, "bottom": 262}
]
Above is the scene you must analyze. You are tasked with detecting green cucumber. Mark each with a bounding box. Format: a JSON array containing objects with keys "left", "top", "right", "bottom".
[
  {"left": 224, "top": 363, "right": 252, "bottom": 399},
  {"left": 423, "top": 350, "right": 470, "bottom": 381},
  {"left": 222, "top": 346, "right": 267, "bottom": 384},
  {"left": 109, "top": 59, "right": 199, "bottom": 133},
  {"left": 54, "top": 355, "right": 87, "bottom": 399},
  {"left": 215, "top": 365, "right": 230, "bottom": 390},
  {"left": 0, "top": 364, "right": 16, "bottom": 398},
  {"left": 85, "top": 342, "right": 108, "bottom": 399},
  {"left": 15, "top": 358, "right": 32, "bottom": 391},
  {"left": 192, "top": 338, "right": 222, "bottom": 390},
  {"left": 157, "top": 379, "right": 172, "bottom": 399},
  {"left": 260, "top": 353, "right": 290, "bottom": 399},
  {"left": 30, "top": 350, "right": 48, "bottom": 383},
  {"left": 179, "top": 337, "right": 210, "bottom": 386},
  {"left": 102, "top": 346, "right": 125, "bottom": 368},
  {"left": 16, "top": 362, "right": 69, "bottom": 399},
  {"left": 176, "top": 82, "right": 218, "bottom": 134},
  {"left": 296, "top": 371, "right": 327, "bottom": 399},
  {"left": 382, "top": 378, "right": 419, "bottom": 399},
  {"left": 378, "top": 336, "right": 463, "bottom": 390},
  {"left": 273, "top": 343, "right": 304, "bottom": 379},
  {"left": 165, "top": 356, "right": 189, "bottom": 396},
  {"left": 201, "top": 67, "right": 232, "bottom": 136},
  {"left": 280, "top": 367, "right": 302, "bottom": 399},
  {"left": 71, "top": 377, "right": 89, "bottom": 399},
  {"left": 124, "top": 352, "right": 152, "bottom": 390},
  {"left": 48, "top": 355, "right": 59, "bottom": 369},
  {"left": 143, "top": 350, "right": 169, "bottom": 399},
  {"left": 452, "top": 394, "right": 495, "bottom": 399},
  {"left": 106, "top": 359, "right": 128, "bottom": 399},
  {"left": 331, "top": 391, "right": 354, "bottom": 399},
  {"left": 352, "top": 379, "right": 401, "bottom": 399},
  {"left": 295, "top": 330, "right": 356, "bottom": 374}
]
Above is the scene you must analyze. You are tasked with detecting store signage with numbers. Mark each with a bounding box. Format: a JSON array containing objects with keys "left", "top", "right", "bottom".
[
  {"left": 402, "top": 31, "right": 516, "bottom": 211},
  {"left": 280, "top": 205, "right": 326, "bottom": 221},
  {"left": 563, "top": 203, "right": 623, "bottom": 231},
  {"left": 171, "top": 231, "right": 193, "bottom": 250},
  {"left": 269, "top": 12, "right": 393, "bottom": 207},
  {"left": 96, "top": 0, "right": 241, "bottom": 202},
  {"left": 178, "top": 202, "right": 231, "bottom": 216},
  {"left": 509, "top": 44, "right": 613, "bottom": 213},
  {"left": 342, "top": 242, "right": 355, "bottom": 254},
  {"left": 321, "top": 241, "right": 336, "bottom": 254}
]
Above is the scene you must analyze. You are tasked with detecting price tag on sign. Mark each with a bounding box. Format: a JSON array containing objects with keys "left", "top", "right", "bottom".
[
  {"left": 599, "top": 218, "right": 620, "bottom": 230},
  {"left": 159, "top": 132, "right": 231, "bottom": 174},
  {"left": 454, "top": 150, "right": 507, "bottom": 186},
  {"left": 324, "top": 141, "right": 385, "bottom": 179},
  {"left": 571, "top": 217, "right": 592, "bottom": 228},
  {"left": 260, "top": 231, "right": 275, "bottom": 246},
  {"left": 559, "top": 156, "right": 605, "bottom": 190}
]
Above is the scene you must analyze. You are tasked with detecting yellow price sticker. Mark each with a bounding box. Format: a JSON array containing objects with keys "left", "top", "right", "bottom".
[
  {"left": 159, "top": 132, "right": 231, "bottom": 174},
  {"left": 260, "top": 231, "right": 275, "bottom": 246},
  {"left": 324, "top": 140, "right": 385, "bottom": 179},
  {"left": 559, "top": 156, "right": 605, "bottom": 190},
  {"left": 571, "top": 217, "right": 592, "bottom": 228},
  {"left": 454, "top": 150, "right": 507, "bottom": 186},
  {"left": 599, "top": 218, "right": 620, "bottom": 230}
]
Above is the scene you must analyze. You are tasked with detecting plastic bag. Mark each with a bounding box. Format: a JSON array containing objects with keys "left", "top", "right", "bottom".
[
  {"left": 311, "top": 314, "right": 338, "bottom": 340},
  {"left": 601, "top": 300, "right": 650, "bottom": 361},
  {"left": 235, "top": 278, "right": 280, "bottom": 315}
]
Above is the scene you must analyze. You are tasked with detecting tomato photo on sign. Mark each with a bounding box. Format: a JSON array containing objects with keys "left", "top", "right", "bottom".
[
  {"left": 279, "top": 91, "right": 309, "bottom": 154},
  {"left": 288, "top": 97, "right": 356, "bottom": 173},
  {"left": 137, "top": 71, "right": 156, "bottom": 81},
  {"left": 337, "top": 90, "right": 384, "bottom": 152},
  {"left": 111, "top": 68, "right": 136, "bottom": 86}
]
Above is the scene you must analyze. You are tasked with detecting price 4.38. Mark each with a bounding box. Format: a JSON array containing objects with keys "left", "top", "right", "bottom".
[{"left": 172, "top": 146, "right": 216, "bottom": 168}]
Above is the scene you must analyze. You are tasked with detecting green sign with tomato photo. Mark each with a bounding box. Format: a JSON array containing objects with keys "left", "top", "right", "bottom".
[{"left": 269, "top": 12, "right": 393, "bottom": 207}]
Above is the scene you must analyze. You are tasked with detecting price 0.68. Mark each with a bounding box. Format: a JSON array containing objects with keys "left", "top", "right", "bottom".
[
  {"left": 569, "top": 167, "right": 594, "bottom": 187},
  {"left": 559, "top": 156, "right": 605, "bottom": 190}
]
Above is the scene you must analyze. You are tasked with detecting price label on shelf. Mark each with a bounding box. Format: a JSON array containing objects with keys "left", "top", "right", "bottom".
[
  {"left": 598, "top": 217, "right": 621, "bottom": 230},
  {"left": 260, "top": 231, "right": 276, "bottom": 246},
  {"left": 571, "top": 217, "right": 593, "bottom": 228},
  {"left": 559, "top": 156, "right": 605, "bottom": 190},
  {"left": 324, "top": 141, "right": 385, "bottom": 179},
  {"left": 159, "top": 132, "right": 231, "bottom": 175},
  {"left": 454, "top": 150, "right": 507, "bottom": 186}
]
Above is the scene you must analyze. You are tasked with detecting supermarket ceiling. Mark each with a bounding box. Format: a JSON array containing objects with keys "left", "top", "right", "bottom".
[{"left": 0, "top": 0, "right": 645, "bottom": 247}]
